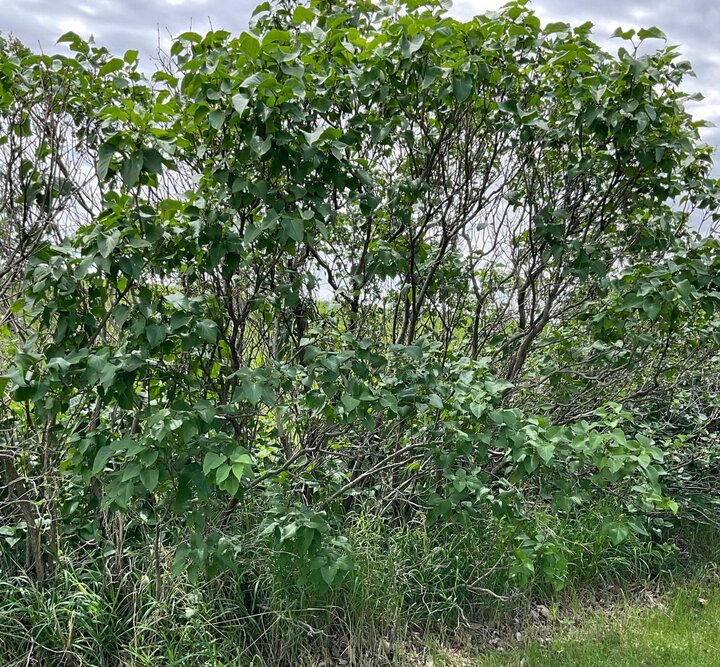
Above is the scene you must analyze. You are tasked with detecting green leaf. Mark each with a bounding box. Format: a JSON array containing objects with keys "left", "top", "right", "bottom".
[
  {"left": 140, "top": 468, "right": 159, "bottom": 492},
  {"left": 231, "top": 452, "right": 253, "bottom": 466},
  {"left": 92, "top": 446, "right": 114, "bottom": 476},
  {"left": 177, "top": 31, "right": 201, "bottom": 42},
  {"left": 195, "top": 401, "right": 216, "bottom": 424},
  {"left": 484, "top": 378, "right": 513, "bottom": 396},
  {"left": 197, "top": 319, "right": 218, "bottom": 343},
  {"left": 675, "top": 279, "right": 693, "bottom": 299},
  {"left": 262, "top": 28, "right": 290, "bottom": 46},
  {"left": 611, "top": 27, "right": 636, "bottom": 40},
  {"left": 222, "top": 473, "right": 240, "bottom": 496},
  {"left": 99, "top": 58, "right": 124, "bottom": 77},
  {"left": 341, "top": 393, "right": 360, "bottom": 412},
  {"left": 302, "top": 127, "right": 325, "bottom": 145},
  {"left": 165, "top": 293, "right": 190, "bottom": 310},
  {"left": 628, "top": 516, "right": 649, "bottom": 537},
  {"left": 421, "top": 66, "right": 441, "bottom": 89},
  {"left": 637, "top": 27, "right": 666, "bottom": 41},
  {"left": 100, "top": 362, "right": 117, "bottom": 390},
  {"left": 292, "top": 5, "right": 315, "bottom": 23},
  {"left": 535, "top": 443, "right": 555, "bottom": 464},
  {"left": 231, "top": 93, "right": 250, "bottom": 117},
  {"left": 146, "top": 324, "right": 166, "bottom": 348},
  {"left": 498, "top": 100, "right": 517, "bottom": 114},
  {"left": 216, "top": 464, "right": 231, "bottom": 484},
  {"left": 97, "top": 142, "right": 116, "bottom": 180},
  {"left": 241, "top": 381, "right": 264, "bottom": 406},
  {"left": 642, "top": 299, "right": 662, "bottom": 320},
  {"left": 637, "top": 453, "right": 651, "bottom": 468},
  {"left": 172, "top": 543, "right": 190, "bottom": 575},
  {"left": 96, "top": 231, "right": 119, "bottom": 258},
  {"left": 656, "top": 497, "right": 679, "bottom": 512},
  {"left": 142, "top": 148, "right": 163, "bottom": 174},
  {"left": 452, "top": 75, "right": 473, "bottom": 104},
  {"left": 283, "top": 218, "right": 305, "bottom": 242},
  {"left": 209, "top": 110, "right": 226, "bottom": 130},
  {"left": 427, "top": 394, "right": 443, "bottom": 409},
  {"left": 203, "top": 452, "right": 226, "bottom": 475},
  {"left": 240, "top": 73, "right": 264, "bottom": 89},
  {"left": 121, "top": 151, "right": 144, "bottom": 188},
  {"left": 249, "top": 135, "right": 272, "bottom": 156},
  {"left": 400, "top": 33, "right": 425, "bottom": 59},
  {"left": 603, "top": 521, "right": 630, "bottom": 545},
  {"left": 320, "top": 564, "right": 337, "bottom": 586},
  {"left": 544, "top": 22, "right": 570, "bottom": 33},
  {"left": 3, "top": 367, "right": 27, "bottom": 388},
  {"left": 239, "top": 33, "right": 261, "bottom": 58},
  {"left": 57, "top": 31, "right": 81, "bottom": 44},
  {"left": 170, "top": 312, "right": 192, "bottom": 331},
  {"left": 645, "top": 464, "right": 662, "bottom": 491},
  {"left": 122, "top": 462, "right": 142, "bottom": 481},
  {"left": 252, "top": 2, "right": 271, "bottom": 17}
]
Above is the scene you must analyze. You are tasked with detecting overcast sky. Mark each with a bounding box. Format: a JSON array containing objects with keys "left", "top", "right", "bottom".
[{"left": 2, "top": 0, "right": 718, "bottom": 156}]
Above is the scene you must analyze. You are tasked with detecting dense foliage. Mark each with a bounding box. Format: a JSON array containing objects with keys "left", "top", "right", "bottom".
[{"left": 0, "top": 0, "right": 718, "bottom": 663}]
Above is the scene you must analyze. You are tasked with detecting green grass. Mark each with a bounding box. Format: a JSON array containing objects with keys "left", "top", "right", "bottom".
[
  {"left": 0, "top": 520, "right": 714, "bottom": 665},
  {"left": 474, "top": 582, "right": 720, "bottom": 667}
]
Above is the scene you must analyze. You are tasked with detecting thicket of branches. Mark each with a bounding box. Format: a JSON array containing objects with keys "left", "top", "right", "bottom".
[{"left": 0, "top": 0, "right": 719, "bottom": 662}]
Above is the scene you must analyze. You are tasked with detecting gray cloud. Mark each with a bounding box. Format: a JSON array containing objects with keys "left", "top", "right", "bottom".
[
  {"left": 3, "top": 0, "right": 718, "bottom": 155},
  {"left": 1, "top": 0, "right": 249, "bottom": 59}
]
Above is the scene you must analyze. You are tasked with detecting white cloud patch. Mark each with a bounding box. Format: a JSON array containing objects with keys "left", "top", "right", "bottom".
[{"left": 57, "top": 18, "right": 91, "bottom": 35}]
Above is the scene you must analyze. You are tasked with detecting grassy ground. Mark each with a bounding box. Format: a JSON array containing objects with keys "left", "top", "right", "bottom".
[
  {"left": 470, "top": 582, "right": 720, "bottom": 667},
  {"left": 1, "top": 525, "right": 716, "bottom": 665}
]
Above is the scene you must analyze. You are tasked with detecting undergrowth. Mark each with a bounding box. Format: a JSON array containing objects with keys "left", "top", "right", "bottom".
[{"left": 0, "top": 501, "right": 693, "bottom": 667}]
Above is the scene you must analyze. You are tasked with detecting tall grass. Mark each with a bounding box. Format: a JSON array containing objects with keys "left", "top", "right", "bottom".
[{"left": 0, "top": 498, "right": 689, "bottom": 666}]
